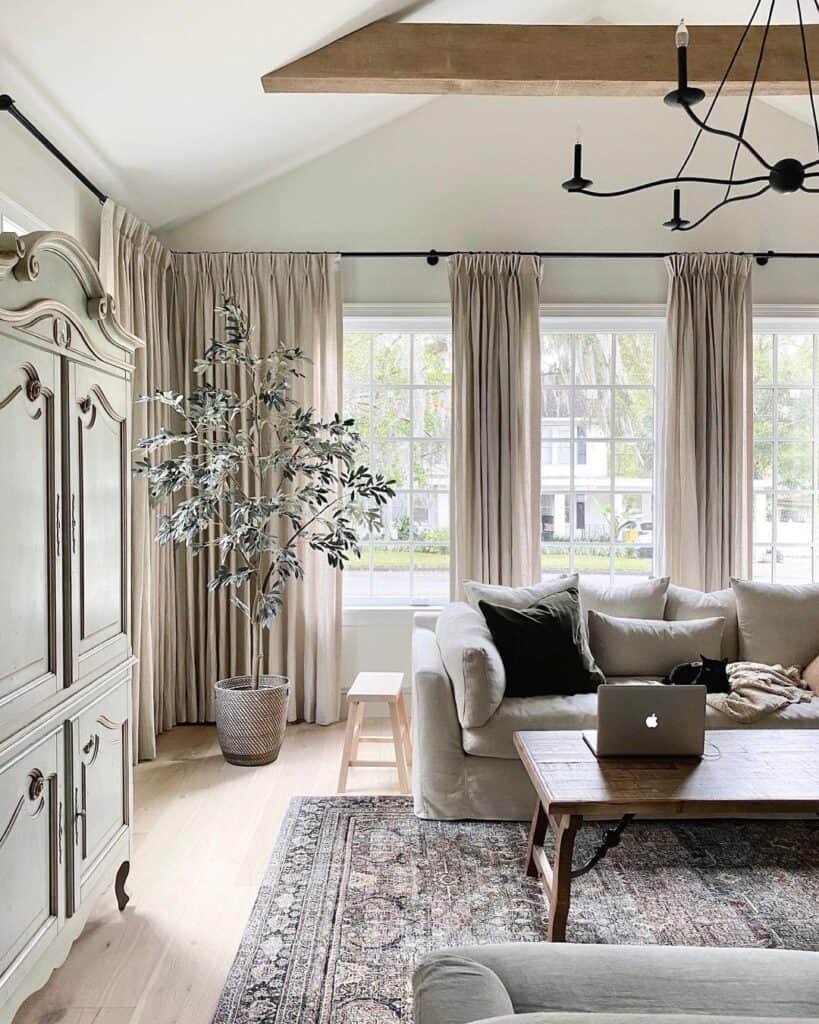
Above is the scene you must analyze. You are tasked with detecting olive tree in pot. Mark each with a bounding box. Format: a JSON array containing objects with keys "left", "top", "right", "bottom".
[{"left": 135, "top": 303, "right": 394, "bottom": 766}]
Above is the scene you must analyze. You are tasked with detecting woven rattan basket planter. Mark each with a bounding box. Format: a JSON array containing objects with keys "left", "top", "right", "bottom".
[{"left": 214, "top": 674, "right": 290, "bottom": 766}]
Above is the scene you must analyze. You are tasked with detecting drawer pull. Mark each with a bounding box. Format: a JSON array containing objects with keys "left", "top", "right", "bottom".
[
  {"left": 56, "top": 494, "right": 61, "bottom": 558},
  {"left": 71, "top": 494, "right": 77, "bottom": 554}
]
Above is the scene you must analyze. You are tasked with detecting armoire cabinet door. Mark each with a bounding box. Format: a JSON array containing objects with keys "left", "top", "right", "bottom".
[
  {"left": 0, "top": 331, "right": 62, "bottom": 716},
  {"left": 68, "top": 676, "right": 130, "bottom": 913},
  {"left": 0, "top": 728, "right": 64, "bottom": 1002},
  {"left": 67, "top": 363, "right": 130, "bottom": 688}
]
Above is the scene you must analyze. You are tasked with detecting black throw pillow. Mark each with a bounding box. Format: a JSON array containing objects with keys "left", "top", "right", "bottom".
[{"left": 478, "top": 587, "right": 604, "bottom": 698}]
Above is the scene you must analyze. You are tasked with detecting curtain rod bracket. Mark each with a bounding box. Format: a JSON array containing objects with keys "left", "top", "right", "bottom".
[
  {"left": 426, "top": 249, "right": 440, "bottom": 266},
  {"left": 755, "top": 250, "right": 775, "bottom": 266}
]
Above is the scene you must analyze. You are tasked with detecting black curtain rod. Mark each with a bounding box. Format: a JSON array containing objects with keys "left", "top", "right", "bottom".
[
  {"left": 174, "top": 248, "right": 811, "bottom": 267},
  {"left": 1, "top": 94, "right": 108, "bottom": 204}
]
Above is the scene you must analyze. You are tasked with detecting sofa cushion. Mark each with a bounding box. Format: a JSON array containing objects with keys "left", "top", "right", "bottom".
[
  {"left": 462, "top": 678, "right": 819, "bottom": 759},
  {"left": 479, "top": 589, "right": 604, "bottom": 698},
  {"left": 588, "top": 611, "right": 725, "bottom": 678},
  {"left": 731, "top": 578, "right": 819, "bottom": 667},
  {"left": 463, "top": 574, "right": 578, "bottom": 611},
  {"left": 579, "top": 576, "right": 670, "bottom": 624},
  {"left": 436, "top": 603, "right": 506, "bottom": 728},
  {"left": 664, "top": 584, "right": 739, "bottom": 661},
  {"left": 471, "top": 1016, "right": 816, "bottom": 1024},
  {"left": 802, "top": 653, "right": 819, "bottom": 696}
]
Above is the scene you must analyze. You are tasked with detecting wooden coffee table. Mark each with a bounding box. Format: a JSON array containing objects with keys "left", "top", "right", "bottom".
[{"left": 514, "top": 729, "right": 819, "bottom": 942}]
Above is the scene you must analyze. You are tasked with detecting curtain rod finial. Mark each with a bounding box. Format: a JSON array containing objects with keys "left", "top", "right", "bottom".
[{"left": 0, "top": 95, "right": 14, "bottom": 111}]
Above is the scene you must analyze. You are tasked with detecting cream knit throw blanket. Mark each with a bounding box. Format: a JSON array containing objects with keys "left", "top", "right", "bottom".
[{"left": 707, "top": 662, "right": 814, "bottom": 723}]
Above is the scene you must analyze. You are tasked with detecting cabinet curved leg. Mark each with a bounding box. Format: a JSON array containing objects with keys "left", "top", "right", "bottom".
[{"left": 115, "top": 859, "right": 130, "bottom": 911}]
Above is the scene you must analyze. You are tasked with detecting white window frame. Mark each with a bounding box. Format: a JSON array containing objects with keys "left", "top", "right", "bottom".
[
  {"left": 751, "top": 311, "right": 819, "bottom": 583},
  {"left": 540, "top": 308, "right": 666, "bottom": 582},
  {"left": 0, "top": 192, "right": 46, "bottom": 235},
  {"left": 343, "top": 306, "right": 452, "bottom": 608}
]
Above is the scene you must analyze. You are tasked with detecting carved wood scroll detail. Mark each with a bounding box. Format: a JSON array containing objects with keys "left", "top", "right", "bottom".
[
  {"left": 0, "top": 769, "right": 52, "bottom": 853},
  {"left": 0, "top": 364, "right": 51, "bottom": 421}
]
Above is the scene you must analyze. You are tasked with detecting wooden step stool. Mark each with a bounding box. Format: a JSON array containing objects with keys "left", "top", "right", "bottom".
[{"left": 337, "top": 672, "right": 411, "bottom": 794}]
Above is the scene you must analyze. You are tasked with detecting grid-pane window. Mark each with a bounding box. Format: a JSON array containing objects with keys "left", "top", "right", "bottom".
[
  {"left": 541, "top": 328, "right": 658, "bottom": 581},
  {"left": 343, "top": 325, "right": 451, "bottom": 604},
  {"left": 752, "top": 330, "right": 818, "bottom": 582}
]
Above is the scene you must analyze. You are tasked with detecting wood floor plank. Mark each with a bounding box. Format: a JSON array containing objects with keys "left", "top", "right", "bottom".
[{"left": 13, "top": 722, "right": 403, "bottom": 1024}]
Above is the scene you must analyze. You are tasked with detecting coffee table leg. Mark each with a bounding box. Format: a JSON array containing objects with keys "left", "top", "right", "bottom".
[
  {"left": 525, "top": 801, "right": 548, "bottom": 878},
  {"left": 548, "top": 813, "right": 582, "bottom": 943}
]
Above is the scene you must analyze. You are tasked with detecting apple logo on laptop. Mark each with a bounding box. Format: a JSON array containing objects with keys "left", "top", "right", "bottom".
[{"left": 645, "top": 713, "right": 659, "bottom": 729}]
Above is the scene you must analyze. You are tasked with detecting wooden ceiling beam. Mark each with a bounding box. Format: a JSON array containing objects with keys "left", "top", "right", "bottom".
[{"left": 262, "top": 22, "right": 819, "bottom": 97}]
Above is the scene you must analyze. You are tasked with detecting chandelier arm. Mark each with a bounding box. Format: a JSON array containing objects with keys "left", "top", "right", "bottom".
[
  {"left": 723, "top": 0, "right": 776, "bottom": 201},
  {"left": 578, "top": 174, "right": 769, "bottom": 199},
  {"left": 674, "top": 184, "right": 772, "bottom": 232},
  {"left": 796, "top": 0, "right": 819, "bottom": 155},
  {"left": 800, "top": 184, "right": 819, "bottom": 191},
  {"left": 681, "top": 102, "right": 773, "bottom": 170},
  {"left": 676, "top": 0, "right": 765, "bottom": 179}
]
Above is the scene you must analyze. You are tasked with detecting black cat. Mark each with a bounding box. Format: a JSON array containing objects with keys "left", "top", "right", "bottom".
[{"left": 662, "top": 654, "right": 730, "bottom": 694}]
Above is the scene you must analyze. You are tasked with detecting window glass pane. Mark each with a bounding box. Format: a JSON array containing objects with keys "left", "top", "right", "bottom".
[
  {"left": 575, "top": 334, "right": 612, "bottom": 385},
  {"left": 580, "top": 495, "right": 615, "bottom": 542},
  {"left": 345, "top": 386, "right": 370, "bottom": 438},
  {"left": 414, "top": 441, "right": 448, "bottom": 489},
  {"left": 776, "top": 443, "right": 812, "bottom": 491},
  {"left": 413, "top": 388, "right": 450, "bottom": 438},
  {"left": 754, "top": 333, "right": 774, "bottom": 385},
  {"left": 614, "top": 389, "right": 653, "bottom": 439},
  {"left": 373, "top": 333, "right": 410, "bottom": 384},
  {"left": 614, "top": 493, "right": 652, "bottom": 544},
  {"left": 541, "top": 542, "right": 571, "bottom": 577},
  {"left": 753, "top": 442, "right": 773, "bottom": 486},
  {"left": 372, "top": 389, "right": 411, "bottom": 438},
  {"left": 775, "top": 388, "right": 812, "bottom": 440},
  {"left": 540, "top": 491, "right": 571, "bottom": 541},
  {"left": 412, "top": 492, "right": 449, "bottom": 542},
  {"left": 776, "top": 494, "right": 812, "bottom": 546},
  {"left": 344, "top": 332, "right": 371, "bottom": 387},
  {"left": 752, "top": 545, "right": 774, "bottom": 582},
  {"left": 613, "top": 544, "right": 652, "bottom": 579},
  {"left": 372, "top": 440, "right": 410, "bottom": 489},
  {"left": 774, "top": 545, "right": 813, "bottom": 582},
  {"left": 776, "top": 334, "right": 813, "bottom": 385},
  {"left": 413, "top": 334, "right": 451, "bottom": 385},
  {"left": 753, "top": 389, "right": 773, "bottom": 441},
  {"left": 615, "top": 333, "right": 654, "bottom": 386},
  {"left": 371, "top": 545, "right": 413, "bottom": 596},
  {"left": 412, "top": 547, "right": 450, "bottom": 602},
  {"left": 577, "top": 440, "right": 611, "bottom": 482},
  {"left": 572, "top": 543, "right": 612, "bottom": 576},
  {"left": 752, "top": 491, "right": 773, "bottom": 544},
  {"left": 542, "top": 386, "right": 572, "bottom": 419},
  {"left": 372, "top": 492, "right": 410, "bottom": 540},
  {"left": 614, "top": 441, "right": 653, "bottom": 485},
  {"left": 343, "top": 548, "right": 371, "bottom": 599},
  {"left": 574, "top": 388, "right": 610, "bottom": 437},
  {"left": 542, "top": 335, "right": 572, "bottom": 385}
]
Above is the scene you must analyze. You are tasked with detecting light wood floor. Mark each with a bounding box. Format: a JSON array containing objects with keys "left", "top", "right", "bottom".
[{"left": 14, "top": 722, "right": 403, "bottom": 1024}]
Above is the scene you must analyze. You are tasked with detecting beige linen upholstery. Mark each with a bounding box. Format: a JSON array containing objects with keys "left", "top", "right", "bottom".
[
  {"left": 463, "top": 575, "right": 578, "bottom": 611},
  {"left": 587, "top": 612, "right": 724, "bottom": 677},
  {"left": 436, "top": 603, "right": 507, "bottom": 728},
  {"left": 731, "top": 578, "right": 819, "bottom": 667},
  {"left": 662, "top": 254, "right": 753, "bottom": 591},
  {"left": 664, "top": 583, "right": 739, "bottom": 660},
  {"left": 413, "top": 944, "right": 819, "bottom": 1024},
  {"left": 449, "top": 253, "right": 543, "bottom": 600}
]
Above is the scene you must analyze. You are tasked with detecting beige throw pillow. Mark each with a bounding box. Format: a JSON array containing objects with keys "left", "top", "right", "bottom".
[
  {"left": 664, "top": 584, "right": 739, "bottom": 661},
  {"left": 588, "top": 610, "right": 725, "bottom": 678},
  {"left": 463, "top": 573, "right": 579, "bottom": 611},
  {"left": 731, "top": 578, "right": 819, "bottom": 668},
  {"left": 435, "top": 602, "right": 506, "bottom": 728},
  {"left": 800, "top": 653, "right": 819, "bottom": 696},
  {"left": 579, "top": 576, "right": 670, "bottom": 624}
]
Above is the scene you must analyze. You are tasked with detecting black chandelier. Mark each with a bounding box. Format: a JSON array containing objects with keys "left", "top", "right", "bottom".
[{"left": 562, "top": 0, "right": 819, "bottom": 230}]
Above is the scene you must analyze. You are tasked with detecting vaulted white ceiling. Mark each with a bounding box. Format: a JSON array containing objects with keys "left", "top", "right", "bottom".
[{"left": 1, "top": 1, "right": 817, "bottom": 229}]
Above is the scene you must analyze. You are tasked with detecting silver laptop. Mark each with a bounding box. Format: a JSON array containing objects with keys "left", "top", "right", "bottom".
[{"left": 583, "top": 683, "right": 706, "bottom": 757}]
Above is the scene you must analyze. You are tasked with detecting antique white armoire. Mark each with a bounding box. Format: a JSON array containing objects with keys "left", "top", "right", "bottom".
[{"left": 0, "top": 232, "right": 139, "bottom": 1022}]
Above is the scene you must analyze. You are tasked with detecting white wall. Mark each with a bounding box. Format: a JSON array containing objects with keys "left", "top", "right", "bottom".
[
  {"left": 1, "top": 119, "right": 101, "bottom": 256},
  {"left": 162, "top": 93, "right": 819, "bottom": 696}
]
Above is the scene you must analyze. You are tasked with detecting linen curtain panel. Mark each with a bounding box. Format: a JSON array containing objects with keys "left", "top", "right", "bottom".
[
  {"left": 100, "top": 200, "right": 173, "bottom": 761},
  {"left": 662, "top": 252, "right": 753, "bottom": 591},
  {"left": 170, "top": 252, "right": 343, "bottom": 727},
  {"left": 448, "top": 253, "right": 543, "bottom": 598},
  {"left": 102, "top": 203, "right": 343, "bottom": 758}
]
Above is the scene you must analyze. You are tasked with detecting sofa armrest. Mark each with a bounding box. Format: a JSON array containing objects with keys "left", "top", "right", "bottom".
[
  {"left": 420, "top": 944, "right": 819, "bottom": 1020},
  {"left": 414, "top": 953, "right": 514, "bottom": 1024},
  {"left": 412, "top": 615, "right": 468, "bottom": 818}
]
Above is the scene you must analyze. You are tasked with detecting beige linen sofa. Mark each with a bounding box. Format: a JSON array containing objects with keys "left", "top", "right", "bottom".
[
  {"left": 411, "top": 577, "right": 819, "bottom": 820},
  {"left": 413, "top": 943, "right": 819, "bottom": 1024}
]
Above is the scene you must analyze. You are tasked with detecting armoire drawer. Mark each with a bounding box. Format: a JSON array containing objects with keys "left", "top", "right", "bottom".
[
  {"left": 68, "top": 675, "right": 130, "bottom": 910},
  {"left": 0, "top": 728, "right": 63, "bottom": 1001}
]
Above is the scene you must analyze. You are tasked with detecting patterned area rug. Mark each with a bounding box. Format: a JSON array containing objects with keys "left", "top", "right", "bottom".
[{"left": 213, "top": 796, "right": 819, "bottom": 1024}]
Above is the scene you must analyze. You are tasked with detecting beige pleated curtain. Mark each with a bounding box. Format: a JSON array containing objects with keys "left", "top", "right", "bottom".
[
  {"left": 448, "top": 253, "right": 543, "bottom": 598},
  {"left": 101, "top": 202, "right": 343, "bottom": 760},
  {"left": 662, "top": 252, "right": 754, "bottom": 590}
]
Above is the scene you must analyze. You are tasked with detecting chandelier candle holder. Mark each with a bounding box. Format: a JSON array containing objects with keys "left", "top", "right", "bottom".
[{"left": 562, "top": 2, "right": 819, "bottom": 231}]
